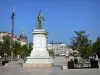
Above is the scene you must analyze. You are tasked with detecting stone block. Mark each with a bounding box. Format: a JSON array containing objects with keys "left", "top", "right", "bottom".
[
  {"left": 63, "top": 65, "right": 68, "bottom": 70},
  {"left": 23, "top": 63, "right": 53, "bottom": 68}
]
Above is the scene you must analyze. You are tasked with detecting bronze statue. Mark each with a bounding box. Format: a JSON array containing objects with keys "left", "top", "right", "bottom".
[{"left": 36, "top": 10, "right": 44, "bottom": 29}]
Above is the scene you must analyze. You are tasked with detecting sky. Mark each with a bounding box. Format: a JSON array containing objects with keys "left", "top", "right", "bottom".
[{"left": 0, "top": 0, "right": 100, "bottom": 44}]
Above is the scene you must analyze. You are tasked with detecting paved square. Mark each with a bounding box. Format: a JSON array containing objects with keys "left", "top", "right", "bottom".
[{"left": 0, "top": 57, "right": 100, "bottom": 75}]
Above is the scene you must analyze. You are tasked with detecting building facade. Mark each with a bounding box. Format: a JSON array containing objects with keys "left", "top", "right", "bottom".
[
  {"left": 18, "top": 30, "right": 28, "bottom": 46},
  {"left": 30, "top": 41, "right": 72, "bottom": 55},
  {"left": 0, "top": 31, "right": 17, "bottom": 42},
  {"left": 47, "top": 42, "right": 72, "bottom": 55},
  {"left": 0, "top": 31, "right": 28, "bottom": 46}
]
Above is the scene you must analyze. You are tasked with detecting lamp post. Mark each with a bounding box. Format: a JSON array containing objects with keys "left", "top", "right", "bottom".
[{"left": 11, "top": 6, "right": 15, "bottom": 61}]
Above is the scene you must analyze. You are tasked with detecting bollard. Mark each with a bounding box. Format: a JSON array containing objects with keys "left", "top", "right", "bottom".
[{"left": 63, "top": 65, "right": 68, "bottom": 70}]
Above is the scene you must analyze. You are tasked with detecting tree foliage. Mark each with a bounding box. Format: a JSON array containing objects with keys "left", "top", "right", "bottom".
[
  {"left": 0, "top": 35, "right": 33, "bottom": 59},
  {"left": 0, "top": 42, "right": 3, "bottom": 56},
  {"left": 2, "top": 35, "right": 11, "bottom": 56},
  {"left": 93, "top": 37, "right": 100, "bottom": 53},
  {"left": 20, "top": 44, "right": 28, "bottom": 58},
  {"left": 13, "top": 41, "right": 21, "bottom": 57},
  {"left": 71, "top": 30, "right": 92, "bottom": 58},
  {"left": 48, "top": 49, "right": 55, "bottom": 56},
  {"left": 27, "top": 44, "right": 33, "bottom": 56}
]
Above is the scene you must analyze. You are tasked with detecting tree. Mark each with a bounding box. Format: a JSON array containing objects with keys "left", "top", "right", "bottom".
[
  {"left": 13, "top": 41, "right": 21, "bottom": 57},
  {"left": 2, "top": 35, "right": 11, "bottom": 56},
  {"left": 27, "top": 44, "right": 33, "bottom": 56},
  {"left": 0, "top": 42, "right": 3, "bottom": 56},
  {"left": 86, "top": 44, "right": 93, "bottom": 57},
  {"left": 0, "top": 35, "right": 33, "bottom": 59},
  {"left": 71, "top": 30, "right": 92, "bottom": 58},
  {"left": 48, "top": 49, "right": 55, "bottom": 56},
  {"left": 92, "top": 37, "right": 100, "bottom": 54},
  {"left": 20, "top": 44, "right": 28, "bottom": 58}
]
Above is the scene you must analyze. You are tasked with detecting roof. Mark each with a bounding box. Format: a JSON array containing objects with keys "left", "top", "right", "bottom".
[
  {"left": 50, "top": 42, "right": 64, "bottom": 44},
  {"left": 19, "top": 30, "right": 27, "bottom": 38}
]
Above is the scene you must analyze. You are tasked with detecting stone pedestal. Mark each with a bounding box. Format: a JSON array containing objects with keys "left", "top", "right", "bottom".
[{"left": 23, "top": 29, "right": 53, "bottom": 68}]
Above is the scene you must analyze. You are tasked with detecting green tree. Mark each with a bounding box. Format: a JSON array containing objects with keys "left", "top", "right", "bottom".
[
  {"left": 86, "top": 45, "right": 93, "bottom": 56},
  {"left": 2, "top": 35, "right": 11, "bottom": 56},
  {"left": 0, "top": 42, "right": 3, "bottom": 56},
  {"left": 48, "top": 49, "right": 55, "bottom": 56},
  {"left": 92, "top": 37, "right": 100, "bottom": 53},
  {"left": 13, "top": 41, "right": 21, "bottom": 57},
  {"left": 27, "top": 44, "right": 33, "bottom": 56},
  {"left": 20, "top": 44, "right": 28, "bottom": 58},
  {"left": 71, "top": 30, "right": 92, "bottom": 58}
]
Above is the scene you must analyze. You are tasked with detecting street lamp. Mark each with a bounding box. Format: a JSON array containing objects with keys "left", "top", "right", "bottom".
[{"left": 11, "top": 6, "right": 15, "bottom": 61}]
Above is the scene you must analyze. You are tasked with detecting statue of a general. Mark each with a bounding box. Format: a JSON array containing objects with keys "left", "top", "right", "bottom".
[{"left": 36, "top": 10, "right": 44, "bottom": 29}]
